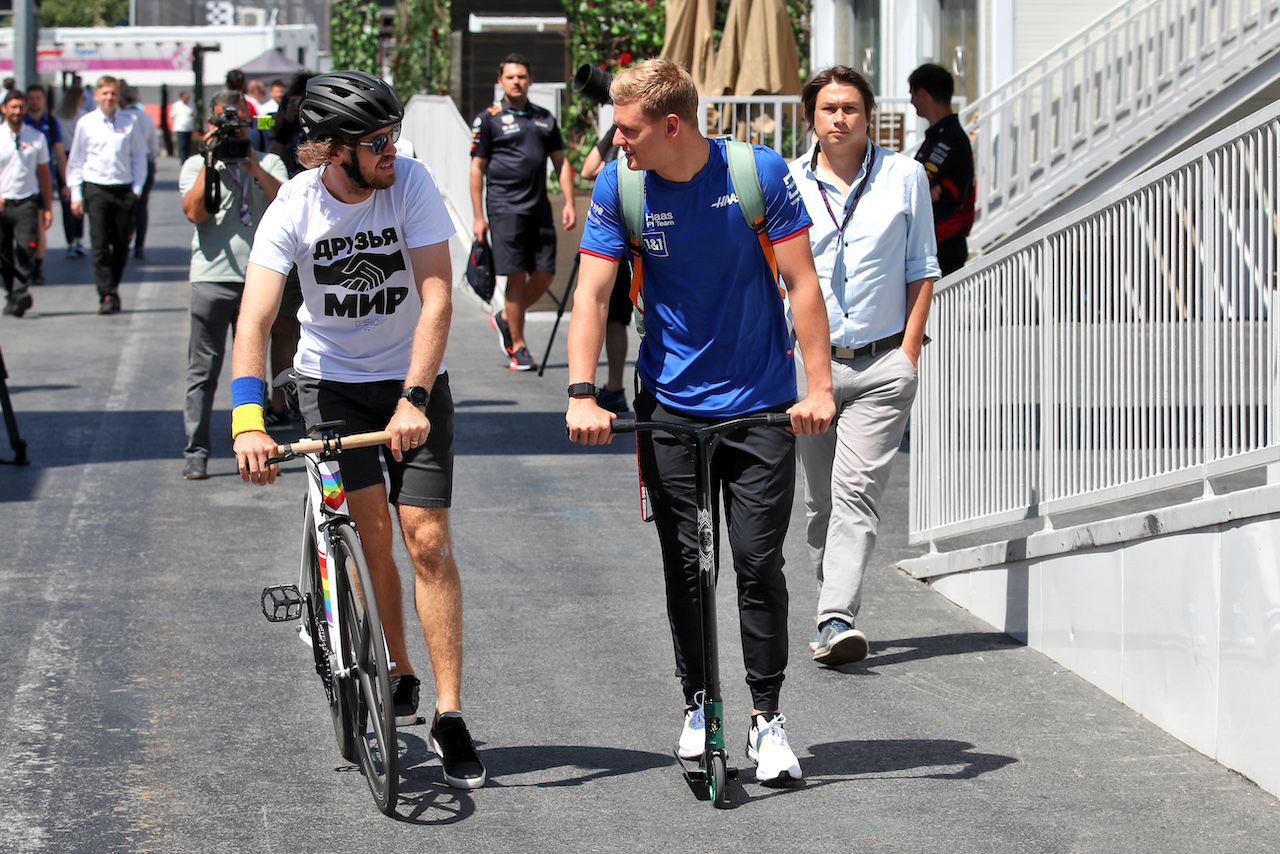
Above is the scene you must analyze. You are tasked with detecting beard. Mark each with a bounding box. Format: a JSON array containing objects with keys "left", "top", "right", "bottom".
[{"left": 359, "top": 154, "right": 396, "bottom": 189}]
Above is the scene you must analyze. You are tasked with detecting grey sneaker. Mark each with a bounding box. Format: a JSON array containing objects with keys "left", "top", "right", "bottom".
[
  {"left": 182, "top": 457, "right": 208, "bottom": 480},
  {"left": 507, "top": 346, "right": 536, "bottom": 372},
  {"left": 813, "top": 618, "right": 869, "bottom": 665}
]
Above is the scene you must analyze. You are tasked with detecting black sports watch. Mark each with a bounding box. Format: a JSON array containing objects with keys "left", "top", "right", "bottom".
[
  {"left": 401, "top": 385, "right": 430, "bottom": 408},
  {"left": 567, "top": 382, "right": 599, "bottom": 398}
]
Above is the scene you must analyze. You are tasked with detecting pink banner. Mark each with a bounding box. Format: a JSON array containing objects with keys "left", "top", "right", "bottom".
[{"left": 0, "top": 43, "right": 193, "bottom": 73}]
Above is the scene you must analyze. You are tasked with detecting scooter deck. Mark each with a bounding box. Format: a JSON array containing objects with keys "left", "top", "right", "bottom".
[{"left": 672, "top": 747, "right": 738, "bottom": 800}]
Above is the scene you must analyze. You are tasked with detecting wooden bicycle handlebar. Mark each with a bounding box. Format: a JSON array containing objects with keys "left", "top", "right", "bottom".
[{"left": 273, "top": 430, "right": 392, "bottom": 458}]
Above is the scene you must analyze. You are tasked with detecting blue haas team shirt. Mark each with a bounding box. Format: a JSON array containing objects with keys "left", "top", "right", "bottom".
[{"left": 580, "top": 138, "right": 812, "bottom": 416}]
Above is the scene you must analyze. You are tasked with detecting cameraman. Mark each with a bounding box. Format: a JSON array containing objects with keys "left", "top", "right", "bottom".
[{"left": 179, "top": 91, "right": 287, "bottom": 480}]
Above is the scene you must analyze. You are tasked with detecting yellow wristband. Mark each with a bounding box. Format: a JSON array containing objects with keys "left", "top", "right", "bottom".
[{"left": 231, "top": 403, "right": 267, "bottom": 438}]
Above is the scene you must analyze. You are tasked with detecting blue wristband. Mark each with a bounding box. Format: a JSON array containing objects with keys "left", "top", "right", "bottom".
[{"left": 231, "top": 375, "right": 268, "bottom": 409}]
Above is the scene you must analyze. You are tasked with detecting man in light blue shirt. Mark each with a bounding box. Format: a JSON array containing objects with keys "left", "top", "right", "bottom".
[{"left": 788, "top": 66, "right": 939, "bottom": 667}]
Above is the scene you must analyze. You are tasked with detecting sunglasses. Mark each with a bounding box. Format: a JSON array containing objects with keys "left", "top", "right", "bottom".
[{"left": 354, "top": 124, "right": 401, "bottom": 155}]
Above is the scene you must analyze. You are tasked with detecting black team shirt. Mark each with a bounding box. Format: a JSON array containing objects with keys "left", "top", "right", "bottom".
[
  {"left": 914, "top": 113, "right": 975, "bottom": 250},
  {"left": 470, "top": 98, "right": 565, "bottom": 216}
]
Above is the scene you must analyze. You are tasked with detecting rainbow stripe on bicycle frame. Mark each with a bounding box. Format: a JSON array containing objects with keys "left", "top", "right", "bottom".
[
  {"left": 321, "top": 468, "right": 345, "bottom": 510},
  {"left": 319, "top": 545, "right": 336, "bottom": 629}
]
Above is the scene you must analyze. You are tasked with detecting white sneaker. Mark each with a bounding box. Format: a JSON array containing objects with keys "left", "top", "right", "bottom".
[
  {"left": 746, "top": 714, "right": 802, "bottom": 785},
  {"left": 677, "top": 693, "right": 705, "bottom": 760}
]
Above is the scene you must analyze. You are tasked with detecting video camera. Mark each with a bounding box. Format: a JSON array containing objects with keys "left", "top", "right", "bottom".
[
  {"left": 203, "top": 104, "right": 253, "bottom": 164},
  {"left": 573, "top": 64, "right": 614, "bottom": 105}
]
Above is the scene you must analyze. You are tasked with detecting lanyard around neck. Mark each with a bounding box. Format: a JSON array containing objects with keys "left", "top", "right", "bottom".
[{"left": 816, "top": 143, "right": 877, "bottom": 236}]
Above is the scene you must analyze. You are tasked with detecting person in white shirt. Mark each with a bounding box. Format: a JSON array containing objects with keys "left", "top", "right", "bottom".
[
  {"left": 65, "top": 75, "right": 148, "bottom": 315},
  {"left": 169, "top": 91, "right": 196, "bottom": 161},
  {"left": 231, "top": 70, "right": 487, "bottom": 791},
  {"left": 0, "top": 89, "right": 52, "bottom": 318},
  {"left": 788, "top": 66, "right": 939, "bottom": 666}
]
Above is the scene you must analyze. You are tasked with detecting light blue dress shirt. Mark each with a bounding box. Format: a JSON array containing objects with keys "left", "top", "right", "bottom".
[{"left": 788, "top": 143, "right": 940, "bottom": 348}]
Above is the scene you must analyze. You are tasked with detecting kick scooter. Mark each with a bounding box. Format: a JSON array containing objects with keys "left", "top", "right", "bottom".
[{"left": 610, "top": 411, "right": 791, "bottom": 809}]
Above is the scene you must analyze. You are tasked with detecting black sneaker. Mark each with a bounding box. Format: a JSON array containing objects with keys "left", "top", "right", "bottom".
[
  {"left": 429, "top": 711, "right": 487, "bottom": 789},
  {"left": 390, "top": 673, "right": 420, "bottom": 726},
  {"left": 98, "top": 294, "right": 121, "bottom": 315},
  {"left": 596, "top": 387, "right": 629, "bottom": 413},
  {"left": 182, "top": 456, "right": 208, "bottom": 480},
  {"left": 489, "top": 311, "right": 513, "bottom": 355},
  {"left": 5, "top": 290, "right": 32, "bottom": 317}
]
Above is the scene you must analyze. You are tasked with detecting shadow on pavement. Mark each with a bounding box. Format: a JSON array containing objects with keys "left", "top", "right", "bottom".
[
  {"left": 389, "top": 736, "right": 670, "bottom": 824},
  {"left": 817, "top": 631, "right": 1024, "bottom": 674},
  {"left": 804, "top": 738, "right": 1017, "bottom": 781}
]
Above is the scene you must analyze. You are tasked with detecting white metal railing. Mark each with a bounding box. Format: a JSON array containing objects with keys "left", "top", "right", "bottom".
[
  {"left": 964, "top": 0, "right": 1280, "bottom": 252},
  {"left": 909, "top": 99, "right": 1280, "bottom": 547},
  {"left": 697, "top": 96, "right": 942, "bottom": 160}
]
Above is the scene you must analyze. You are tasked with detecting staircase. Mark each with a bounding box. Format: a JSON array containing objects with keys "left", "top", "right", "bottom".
[{"left": 965, "top": 0, "right": 1280, "bottom": 254}]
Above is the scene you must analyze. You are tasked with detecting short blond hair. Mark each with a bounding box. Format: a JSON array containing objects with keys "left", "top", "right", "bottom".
[
  {"left": 95, "top": 75, "right": 121, "bottom": 94},
  {"left": 610, "top": 57, "right": 698, "bottom": 124}
]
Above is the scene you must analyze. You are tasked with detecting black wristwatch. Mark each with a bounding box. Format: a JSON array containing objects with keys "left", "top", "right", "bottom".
[
  {"left": 567, "top": 382, "right": 598, "bottom": 398},
  {"left": 401, "top": 385, "right": 430, "bottom": 408}
]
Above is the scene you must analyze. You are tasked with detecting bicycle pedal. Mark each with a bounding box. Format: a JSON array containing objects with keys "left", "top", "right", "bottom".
[{"left": 261, "top": 585, "right": 303, "bottom": 622}]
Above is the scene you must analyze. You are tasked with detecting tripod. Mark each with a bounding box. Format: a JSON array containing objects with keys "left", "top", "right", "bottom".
[{"left": 537, "top": 253, "right": 579, "bottom": 378}]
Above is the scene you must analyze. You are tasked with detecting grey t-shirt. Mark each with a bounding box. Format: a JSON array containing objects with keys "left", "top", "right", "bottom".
[{"left": 179, "top": 152, "right": 288, "bottom": 283}]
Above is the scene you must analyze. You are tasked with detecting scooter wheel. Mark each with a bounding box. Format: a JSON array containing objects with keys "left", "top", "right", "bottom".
[{"left": 709, "top": 753, "right": 730, "bottom": 808}]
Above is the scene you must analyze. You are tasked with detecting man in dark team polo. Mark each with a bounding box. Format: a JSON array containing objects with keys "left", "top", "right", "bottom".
[
  {"left": 469, "top": 53, "right": 575, "bottom": 371},
  {"left": 909, "top": 63, "right": 974, "bottom": 276}
]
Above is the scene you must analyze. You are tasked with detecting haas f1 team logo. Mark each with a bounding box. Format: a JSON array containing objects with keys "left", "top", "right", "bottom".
[{"left": 313, "top": 248, "right": 409, "bottom": 318}]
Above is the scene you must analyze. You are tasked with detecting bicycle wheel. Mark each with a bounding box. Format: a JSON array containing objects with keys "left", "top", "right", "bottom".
[
  {"left": 332, "top": 522, "right": 399, "bottom": 814},
  {"left": 300, "top": 510, "right": 358, "bottom": 762}
]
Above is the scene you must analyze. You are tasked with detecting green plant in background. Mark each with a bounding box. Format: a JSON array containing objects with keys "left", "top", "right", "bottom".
[
  {"left": 330, "top": 0, "right": 383, "bottom": 74},
  {"left": 391, "top": 0, "right": 453, "bottom": 102},
  {"left": 562, "top": 0, "right": 666, "bottom": 173},
  {"left": 561, "top": 0, "right": 811, "bottom": 175},
  {"left": 38, "top": 0, "right": 128, "bottom": 27}
]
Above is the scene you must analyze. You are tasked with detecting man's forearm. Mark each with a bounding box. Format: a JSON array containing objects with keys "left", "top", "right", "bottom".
[{"left": 903, "top": 277, "right": 934, "bottom": 354}]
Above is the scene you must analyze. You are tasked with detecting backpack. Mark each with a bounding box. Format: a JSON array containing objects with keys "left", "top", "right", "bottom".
[
  {"left": 616, "top": 138, "right": 781, "bottom": 336},
  {"left": 466, "top": 236, "right": 496, "bottom": 303}
]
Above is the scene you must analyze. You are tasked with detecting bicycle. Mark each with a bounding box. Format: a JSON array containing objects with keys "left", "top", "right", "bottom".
[
  {"left": 609, "top": 410, "right": 791, "bottom": 809},
  {"left": 259, "top": 422, "right": 401, "bottom": 815}
]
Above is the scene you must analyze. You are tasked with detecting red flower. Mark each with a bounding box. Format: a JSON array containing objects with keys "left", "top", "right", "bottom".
[{"left": 619, "top": 51, "right": 633, "bottom": 65}]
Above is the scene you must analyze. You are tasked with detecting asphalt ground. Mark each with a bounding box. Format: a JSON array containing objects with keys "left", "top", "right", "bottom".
[{"left": 1, "top": 158, "right": 1277, "bottom": 853}]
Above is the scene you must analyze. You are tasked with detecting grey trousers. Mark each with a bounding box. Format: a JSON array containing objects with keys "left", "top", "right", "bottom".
[
  {"left": 798, "top": 347, "right": 917, "bottom": 628},
  {"left": 184, "top": 280, "right": 243, "bottom": 461}
]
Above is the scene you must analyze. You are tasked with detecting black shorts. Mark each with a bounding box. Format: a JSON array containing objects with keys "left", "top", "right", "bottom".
[
  {"left": 606, "top": 256, "right": 633, "bottom": 326},
  {"left": 489, "top": 209, "right": 556, "bottom": 276},
  {"left": 295, "top": 372, "right": 455, "bottom": 508}
]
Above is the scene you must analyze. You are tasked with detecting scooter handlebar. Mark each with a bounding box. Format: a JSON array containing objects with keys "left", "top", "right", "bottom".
[{"left": 609, "top": 412, "right": 791, "bottom": 435}]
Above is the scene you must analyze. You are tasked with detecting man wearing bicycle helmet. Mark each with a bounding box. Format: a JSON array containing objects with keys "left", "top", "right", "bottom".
[{"left": 231, "top": 70, "right": 486, "bottom": 790}]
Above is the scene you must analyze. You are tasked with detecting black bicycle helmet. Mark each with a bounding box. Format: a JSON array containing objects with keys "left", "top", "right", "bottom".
[{"left": 299, "top": 70, "right": 404, "bottom": 140}]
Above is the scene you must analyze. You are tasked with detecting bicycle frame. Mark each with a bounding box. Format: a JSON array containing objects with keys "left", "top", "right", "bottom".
[{"left": 300, "top": 450, "right": 356, "bottom": 677}]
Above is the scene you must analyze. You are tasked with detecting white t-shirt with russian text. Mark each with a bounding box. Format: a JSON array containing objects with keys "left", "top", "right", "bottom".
[{"left": 249, "top": 155, "right": 455, "bottom": 383}]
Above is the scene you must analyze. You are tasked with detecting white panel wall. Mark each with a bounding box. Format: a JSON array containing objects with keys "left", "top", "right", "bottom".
[
  {"left": 1216, "top": 516, "right": 1280, "bottom": 797},
  {"left": 1015, "top": 0, "right": 1120, "bottom": 71},
  {"left": 928, "top": 510, "right": 1280, "bottom": 798}
]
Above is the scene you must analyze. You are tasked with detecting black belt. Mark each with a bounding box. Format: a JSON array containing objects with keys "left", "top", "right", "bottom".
[
  {"left": 2, "top": 194, "right": 38, "bottom": 204},
  {"left": 832, "top": 332, "right": 905, "bottom": 360}
]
